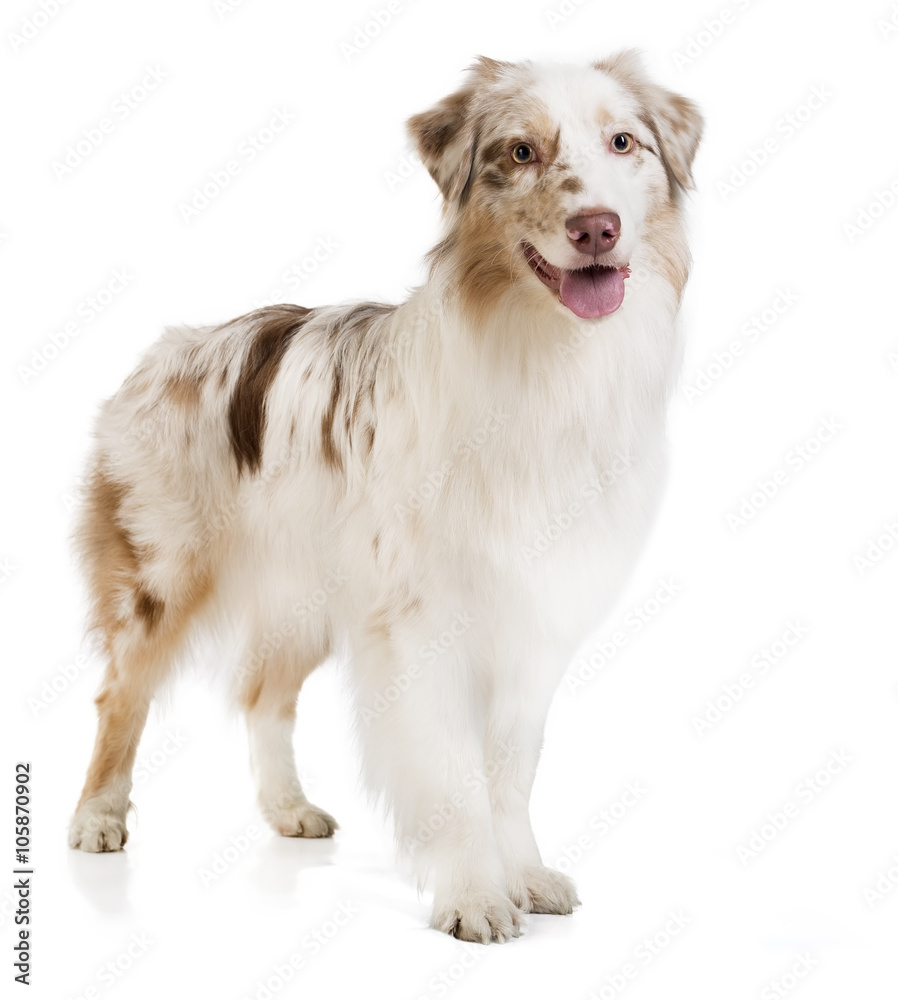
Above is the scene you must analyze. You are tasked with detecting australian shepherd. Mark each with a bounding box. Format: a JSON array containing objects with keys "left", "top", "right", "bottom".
[{"left": 68, "top": 51, "right": 702, "bottom": 944}]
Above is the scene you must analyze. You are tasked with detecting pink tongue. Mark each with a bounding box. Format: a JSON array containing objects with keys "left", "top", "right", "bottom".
[{"left": 559, "top": 267, "right": 625, "bottom": 319}]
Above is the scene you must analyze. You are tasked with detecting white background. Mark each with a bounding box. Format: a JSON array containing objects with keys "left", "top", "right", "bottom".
[{"left": 3, "top": 0, "right": 898, "bottom": 997}]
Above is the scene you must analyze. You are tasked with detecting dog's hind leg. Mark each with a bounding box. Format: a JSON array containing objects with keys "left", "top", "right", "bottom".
[
  {"left": 68, "top": 466, "right": 210, "bottom": 852},
  {"left": 238, "top": 634, "right": 337, "bottom": 838}
]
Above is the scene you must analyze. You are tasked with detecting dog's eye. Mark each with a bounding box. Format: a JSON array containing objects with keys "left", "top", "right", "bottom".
[
  {"left": 611, "top": 133, "right": 634, "bottom": 153},
  {"left": 511, "top": 143, "right": 534, "bottom": 164}
]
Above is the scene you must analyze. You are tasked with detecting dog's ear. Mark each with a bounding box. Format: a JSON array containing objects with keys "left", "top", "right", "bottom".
[
  {"left": 597, "top": 49, "right": 704, "bottom": 192},
  {"left": 408, "top": 58, "right": 509, "bottom": 204},
  {"left": 407, "top": 85, "right": 478, "bottom": 203}
]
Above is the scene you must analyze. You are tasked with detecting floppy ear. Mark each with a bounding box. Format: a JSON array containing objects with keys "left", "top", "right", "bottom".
[
  {"left": 407, "top": 84, "right": 478, "bottom": 203},
  {"left": 597, "top": 49, "right": 704, "bottom": 192},
  {"left": 407, "top": 57, "right": 511, "bottom": 203},
  {"left": 644, "top": 85, "right": 703, "bottom": 191}
]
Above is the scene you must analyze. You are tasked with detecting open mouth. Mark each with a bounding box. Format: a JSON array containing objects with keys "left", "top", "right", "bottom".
[{"left": 522, "top": 242, "right": 630, "bottom": 319}]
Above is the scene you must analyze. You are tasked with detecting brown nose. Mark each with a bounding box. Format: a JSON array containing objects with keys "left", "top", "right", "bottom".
[{"left": 566, "top": 212, "right": 621, "bottom": 256}]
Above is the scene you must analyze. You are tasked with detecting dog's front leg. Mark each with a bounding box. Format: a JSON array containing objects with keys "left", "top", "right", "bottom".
[
  {"left": 352, "top": 606, "right": 523, "bottom": 943},
  {"left": 483, "top": 649, "right": 582, "bottom": 916}
]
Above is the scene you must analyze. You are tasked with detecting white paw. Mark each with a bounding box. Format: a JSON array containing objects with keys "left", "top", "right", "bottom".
[
  {"left": 432, "top": 886, "right": 523, "bottom": 944},
  {"left": 508, "top": 865, "right": 580, "bottom": 915},
  {"left": 68, "top": 802, "right": 129, "bottom": 853},
  {"left": 263, "top": 798, "right": 338, "bottom": 838}
]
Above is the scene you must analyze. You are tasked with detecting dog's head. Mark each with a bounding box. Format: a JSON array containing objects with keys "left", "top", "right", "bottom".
[{"left": 408, "top": 52, "right": 703, "bottom": 324}]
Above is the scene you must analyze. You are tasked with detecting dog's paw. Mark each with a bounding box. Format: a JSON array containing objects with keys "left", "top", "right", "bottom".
[
  {"left": 68, "top": 802, "right": 129, "bottom": 853},
  {"left": 264, "top": 799, "right": 338, "bottom": 839},
  {"left": 508, "top": 865, "right": 580, "bottom": 915},
  {"left": 432, "top": 887, "right": 523, "bottom": 944}
]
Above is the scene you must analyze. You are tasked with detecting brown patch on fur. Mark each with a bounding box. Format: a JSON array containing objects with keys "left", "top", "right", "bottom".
[
  {"left": 479, "top": 121, "right": 558, "bottom": 190},
  {"left": 408, "top": 88, "right": 477, "bottom": 202},
  {"left": 228, "top": 305, "right": 313, "bottom": 474},
  {"left": 320, "top": 362, "right": 344, "bottom": 472},
  {"left": 279, "top": 698, "right": 298, "bottom": 722},
  {"left": 77, "top": 466, "right": 214, "bottom": 647},
  {"left": 559, "top": 175, "right": 585, "bottom": 194},
  {"left": 163, "top": 370, "right": 206, "bottom": 409},
  {"left": 241, "top": 672, "right": 264, "bottom": 712},
  {"left": 74, "top": 466, "right": 215, "bottom": 812},
  {"left": 643, "top": 204, "right": 690, "bottom": 300},
  {"left": 78, "top": 471, "right": 141, "bottom": 645},
  {"left": 135, "top": 590, "right": 164, "bottom": 630},
  {"left": 367, "top": 608, "right": 392, "bottom": 643},
  {"left": 471, "top": 55, "right": 514, "bottom": 82},
  {"left": 237, "top": 632, "right": 331, "bottom": 716},
  {"left": 76, "top": 688, "right": 151, "bottom": 810},
  {"left": 541, "top": 123, "right": 561, "bottom": 164},
  {"left": 453, "top": 198, "right": 519, "bottom": 329},
  {"left": 315, "top": 302, "right": 392, "bottom": 467},
  {"left": 367, "top": 594, "right": 422, "bottom": 645}
]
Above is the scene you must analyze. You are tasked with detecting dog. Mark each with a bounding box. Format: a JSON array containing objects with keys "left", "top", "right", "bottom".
[{"left": 68, "top": 51, "right": 702, "bottom": 944}]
